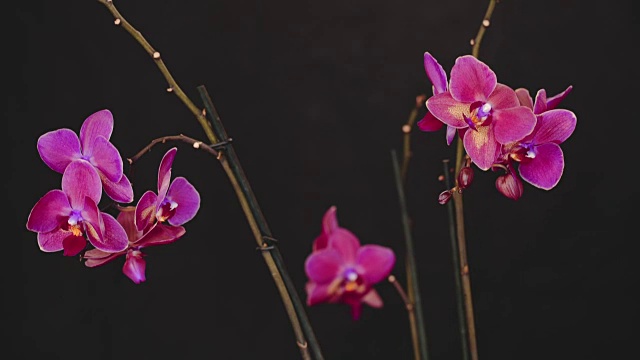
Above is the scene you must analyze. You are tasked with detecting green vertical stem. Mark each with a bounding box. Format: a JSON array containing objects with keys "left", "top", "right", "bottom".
[
  {"left": 442, "top": 159, "right": 470, "bottom": 360},
  {"left": 198, "top": 86, "right": 324, "bottom": 360},
  {"left": 391, "top": 149, "right": 429, "bottom": 360}
]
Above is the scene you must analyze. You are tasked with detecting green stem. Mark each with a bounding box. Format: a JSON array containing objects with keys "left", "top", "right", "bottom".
[
  {"left": 96, "top": 1, "right": 321, "bottom": 358},
  {"left": 391, "top": 149, "right": 429, "bottom": 360},
  {"left": 198, "top": 86, "right": 324, "bottom": 360},
  {"left": 442, "top": 159, "right": 469, "bottom": 360}
]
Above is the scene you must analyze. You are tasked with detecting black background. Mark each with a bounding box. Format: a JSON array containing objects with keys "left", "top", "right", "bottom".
[{"left": 6, "top": 0, "right": 639, "bottom": 359}]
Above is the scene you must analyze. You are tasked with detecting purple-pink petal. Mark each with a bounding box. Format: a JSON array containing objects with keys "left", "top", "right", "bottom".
[
  {"left": 137, "top": 223, "right": 186, "bottom": 247},
  {"left": 529, "top": 109, "right": 577, "bottom": 145},
  {"left": 101, "top": 172, "right": 134, "bottom": 204},
  {"left": 491, "top": 107, "right": 536, "bottom": 144},
  {"left": 356, "top": 245, "right": 395, "bottom": 285},
  {"left": 95, "top": 212, "right": 129, "bottom": 252},
  {"left": 417, "top": 113, "right": 444, "bottom": 132},
  {"left": 426, "top": 92, "right": 470, "bottom": 129},
  {"left": 463, "top": 125, "right": 500, "bottom": 171},
  {"left": 486, "top": 83, "right": 520, "bottom": 110},
  {"left": 545, "top": 85, "right": 573, "bottom": 111},
  {"left": 84, "top": 249, "right": 123, "bottom": 268},
  {"left": 518, "top": 143, "right": 564, "bottom": 190},
  {"left": 79, "top": 109, "right": 114, "bottom": 150},
  {"left": 26, "top": 190, "right": 71, "bottom": 233},
  {"left": 533, "top": 89, "right": 548, "bottom": 114},
  {"left": 327, "top": 228, "right": 361, "bottom": 263},
  {"left": 135, "top": 190, "right": 158, "bottom": 232},
  {"left": 37, "top": 229, "right": 67, "bottom": 252},
  {"left": 62, "top": 160, "right": 102, "bottom": 207},
  {"left": 90, "top": 136, "right": 123, "bottom": 182},
  {"left": 424, "top": 52, "right": 447, "bottom": 94},
  {"left": 82, "top": 196, "right": 105, "bottom": 249},
  {"left": 158, "top": 147, "right": 177, "bottom": 198},
  {"left": 166, "top": 177, "right": 201, "bottom": 226},
  {"left": 446, "top": 126, "right": 459, "bottom": 145},
  {"left": 449, "top": 55, "right": 496, "bottom": 103},
  {"left": 306, "top": 282, "right": 334, "bottom": 306},
  {"left": 322, "top": 206, "right": 339, "bottom": 234},
  {"left": 37, "top": 128, "right": 81, "bottom": 174},
  {"left": 123, "top": 250, "right": 146, "bottom": 284},
  {"left": 62, "top": 235, "right": 86, "bottom": 256},
  {"left": 305, "top": 249, "right": 343, "bottom": 284},
  {"left": 362, "top": 289, "right": 383, "bottom": 308},
  {"left": 515, "top": 88, "right": 533, "bottom": 109}
]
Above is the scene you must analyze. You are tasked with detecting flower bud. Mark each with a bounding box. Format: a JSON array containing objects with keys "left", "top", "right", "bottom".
[
  {"left": 123, "top": 250, "right": 147, "bottom": 284},
  {"left": 438, "top": 190, "right": 453, "bottom": 205},
  {"left": 495, "top": 172, "right": 523, "bottom": 200},
  {"left": 457, "top": 166, "right": 474, "bottom": 189}
]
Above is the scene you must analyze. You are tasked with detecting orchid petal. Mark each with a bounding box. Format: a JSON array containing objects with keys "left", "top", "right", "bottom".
[
  {"left": 84, "top": 249, "right": 123, "bottom": 268},
  {"left": 37, "top": 129, "right": 81, "bottom": 174},
  {"left": 530, "top": 109, "right": 577, "bottom": 145},
  {"left": 426, "top": 92, "right": 470, "bottom": 128},
  {"left": 545, "top": 85, "right": 573, "bottom": 110},
  {"left": 26, "top": 190, "right": 71, "bottom": 233},
  {"left": 362, "top": 289, "right": 383, "bottom": 308},
  {"left": 62, "top": 160, "right": 102, "bottom": 207},
  {"left": 322, "top": 206, "right": 339, "bottom": 234},
  {"left": 306, "top": 282, "right": 334, "bottom": 306},
  {"left": 305, "top": 249, "right": 342, "bottom": 284},
  {"left": 327, "top": 228, "right": 361, "bottom": 263},
  {"left": 449, "top": 55, "right": 496, "bottom": 102},
  {"left": 62, "top": 235, "right": 87, "bottom": 256},
  {"left": 515, "top": 88, "right": 533, "bottom": 109},
  {"left": 166, "top": 177, "right": 200, "bottom": 226},
  {"left": 89, "top": 136, "right": 123, "bottom": 182},
  {"left": 123, "top": 250, "right": 146, "bottom": 284},
  {"left": 417, "top": 112, "right": 444, "bottom": 132},
  {"left": 79, "top": 109, "right": 114, "bottom": 150},
  {"left": 496, "top": 171, "right": 524, "bottom": 200},
  {"left": 135, "top": 191, "right": 158, "bottom": 232},
  {"left": 487, "top": 83, "right": 520, "bottom": 110},
  {"left": 424, "top": 52, "right": 448, "bottom": 94},
  {"left": 101, "top": 172, "right": 134, "bottom": 204},
  {"left": 37, "top": 229, "right": 67, "bottom": 253},
  {"left": 349, "top": 302, "right": 363, "bottom": 320},
  {"left": 158, "top": 147, "right": 177, "bottom": 198},
  {"left": 95, "top": 212, "right": 129, "bottom": 252},
  {"left": 137, "top": 223, "right": 186, "bottom": 247},
  {"left": 356, "top": 245, "right": 395, "bottom": 285},
  {"left": 115, "top": 207, "right": 139, "bottom": 243},
  {"left": 463, "top": 125, "right": 500, "bottom": 171},
  {"left": 518, "top": 143, "right": 564, "bottom": 190},
  {"left": 446, "top": 126, "right": 459, "bottom": 145},
  {"left": 82, "top": 197, "right": 104, "bottom": 249},
  {"left": 312, "top": 234, "right": 329, "bottom": 252},
  {"left": 492, "top": 107, "right": 536, "bottom": 144}
]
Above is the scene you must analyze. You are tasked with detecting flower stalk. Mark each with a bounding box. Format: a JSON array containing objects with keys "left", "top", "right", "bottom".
[{"left": 96, "top": 1, "right": 322, "bottom": 358}]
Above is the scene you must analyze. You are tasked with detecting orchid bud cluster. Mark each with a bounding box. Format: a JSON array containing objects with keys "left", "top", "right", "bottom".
[
  {"left": 418, "top": 53, "right": 577, "bottom": 201},
  {"left": 26, "top": 110, "right": 201, "bottom": 283}
]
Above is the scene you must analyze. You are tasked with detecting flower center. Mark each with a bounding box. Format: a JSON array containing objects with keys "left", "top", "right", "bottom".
[
  {"left": 343, "top": 269, "right": 361, "bottom": 292},
  {"left": 509, "top": 142, "right": 536, "bottom": 163},
  {"left": 156, "top": 199, "right": 178, "bottom": 222},
  {"left": 464, "top": 101, "right": 492, "bottom": 131},
  {"left": 66, "top": 210, "right": 84, "bottom": 236}
]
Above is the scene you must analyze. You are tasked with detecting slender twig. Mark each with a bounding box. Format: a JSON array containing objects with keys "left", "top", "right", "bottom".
[
  {"left": 442, "top": 160, "right": 469, "bottom": 360},
  {"left": 400, "top": 94, "right": 427, "bottom": 181},
  {"left": 388, "top": 275, "right": 419, "bottom": 360},
  {"left": 452, "top": 2, "right": 499, "bottom": 360},
  {"left": 391, "top": 149, "right": 429, "bottom": 360},
  {"left": 198, "top": 86, "right": 323, "bottom": 360},
  {"left": 127, "top": 134, "right": 222, "bottom": 164},
  {"left": 96, "top": 1, "right": 321, "bottom": 359}
]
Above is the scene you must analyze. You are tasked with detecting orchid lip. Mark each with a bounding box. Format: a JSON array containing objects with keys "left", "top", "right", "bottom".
[
  {"left": 463, "top": 114, "right": 478, "bottom": 131},
  {"left": 68, "top": 211, "right": 83, "bottom": 226}
]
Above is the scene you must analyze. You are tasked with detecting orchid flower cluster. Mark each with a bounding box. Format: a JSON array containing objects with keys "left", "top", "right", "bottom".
[
  {"left": 26, "top": 109, "right": 201, "bottom": 284},
  {"left": 417, "top": 53, "right": 577, "bottom": 201}
]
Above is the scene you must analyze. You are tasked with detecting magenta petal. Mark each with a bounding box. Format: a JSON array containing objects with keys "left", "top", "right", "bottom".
[
  {"left": 37, "top": 229, "right": 67, "bottom": 252},
  {"left": 356, "top": 245, "right": 395, "bottom": 285},
  {"left": 82, "top": 197, "right": 104, "bottom": 248},
  {"left": 530, "top": 109, "right": 577, "bottom": 144},
  {"left": 518, "top": 143, "right": 564, "bottom": 190},
  {"left": 37, "top": 128, "right": 81, "bottom": 174},
  {"left": 515, "top": 88, "right": 533, "bottom": 109},
  {"left": 327, "top": 228, "right": 361, "bottom": 263},
  {"left": 426, "top": 93, "right": 469, "bottom": 128},
  {"left": 417, "top": 113, "right": 444, "bottom": 132},
  {"left": 158, "top": 147, "right": 177, "bottom": 198},
  {"left": 26, "top": 190, "right": 71, "bottom": 233},
  {"left": 306, "top": 282, "right": 333, "bottom": 306},
  {"left": 545, "top": 85, "right": 573, "bottom": 111},
  {"left": 135, "top": 191, "right": 158, "bottom": 232},
  {"left": 94, "top": 212, "right": 129, "bottom": 252},
  {"left": 533, "top": 89, "right": 548, "bottom": 114},
  {"left": 492, "top": 107, "right": 536, "bottom": 144},
  {"left": 84, "top": 249, "right": 123, "bottom": 267},
  {"left": 102, "top": 172, "right": 134, "bottom": 203},
  {"left": 350, "top": 302, "right": 363, "bottom": 320},
  {"left": 79, "top": 109, "right": 114, "bottom": 149},
  {"left": 62, "top": 160, "right": 102, "bottom": 207},
  {"left": 449, "top": 55, "right": 496, "bottom": 102},
  {"left": 463, "top": 125, "right": 500, "bottom": 171},
  {"left": 62, "top": 235, "right": 87, "bottom": 256},
  {"left": 305, "top": 249, "right": 343, "bottom": 284},
  {"left": 322, "top": 206, "right": 339, "bottom": 234},
  {"left": 166, "top": 177, "right": 201, "bottom": 226},
  {"left": 115, "top": 207, "right": 139, "bottom": 242},
  {"left": 424, "top": 52, "right": 447, "bottom": 94},
  {"left": 362, "top": 289, "right": 383, "bottom": 308},
  {"left": 446, "top": 126, "right": 459, "bottom": 145},
  {"left": 123, "top": 250, "right": 146, "bottom": 284},
  {"left": 90, "top": 136, "right": 123, "bottom": 182},
  {"left": 137, "top": 223, "right": 186, "bottom": 247},
  {"left": 496, "top": 171, "right": 523, "bottom": 200},
  {"left": 487, "top": 83, "right": 520, "bottom": 110}
]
